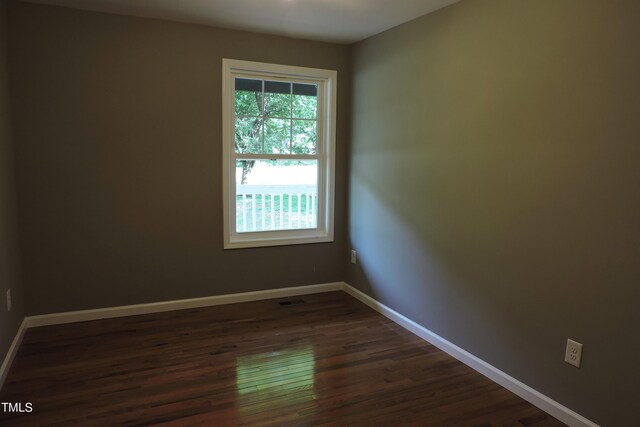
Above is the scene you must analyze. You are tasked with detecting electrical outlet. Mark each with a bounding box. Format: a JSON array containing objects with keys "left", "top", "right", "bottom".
[
  {"left": 6, "top": 289, "right": 11, "bottom": 312},
  {"left": 350, "top": 250, "right": 357, "bottom": 264},
  {"left": 564, "top": 339, "right": 583, "bottom": 368}
]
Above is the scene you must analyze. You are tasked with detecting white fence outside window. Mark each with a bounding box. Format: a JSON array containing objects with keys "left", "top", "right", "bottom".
[{"left": 236, "top": 184, "right": 317, "bottom": 232}]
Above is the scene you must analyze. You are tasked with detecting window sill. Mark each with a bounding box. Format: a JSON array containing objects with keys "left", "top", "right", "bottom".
[{"left": 224, "top": 230, "right": 333, "bottom": 249}]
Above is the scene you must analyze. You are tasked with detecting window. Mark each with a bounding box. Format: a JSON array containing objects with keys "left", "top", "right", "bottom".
[{"left": 222, "top": 59, "right": 336, "bottom": 249}]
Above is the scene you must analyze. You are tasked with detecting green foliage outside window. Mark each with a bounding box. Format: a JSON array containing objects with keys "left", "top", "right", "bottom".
[{"left": 234, "top": 79, "right": 318, "bottom": 183}]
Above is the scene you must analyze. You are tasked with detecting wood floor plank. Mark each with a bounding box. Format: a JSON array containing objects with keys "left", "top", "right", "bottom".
[{"left": 0, "top": 292, "right": 565, "bottom": 426}]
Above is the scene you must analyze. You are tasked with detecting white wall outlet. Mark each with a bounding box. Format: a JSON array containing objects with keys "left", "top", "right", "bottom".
[
  {"left": 350, "top": 250, "right": 357, "bottom": 264},
  {"left": 6, "top": 289, "right": 11, "bottom": 311},
  {"left": 564, "top": 339, "right": 583, "bottom": 368}
]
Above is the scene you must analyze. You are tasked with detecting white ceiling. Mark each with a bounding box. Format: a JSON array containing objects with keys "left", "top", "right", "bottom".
[{"left": 22, "top": 0, "right": 461, "bottom": 44}]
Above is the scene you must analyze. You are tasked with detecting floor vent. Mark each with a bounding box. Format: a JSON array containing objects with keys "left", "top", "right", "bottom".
[{"left": 278, "top": 299, "right": 305, "bottom": 306}]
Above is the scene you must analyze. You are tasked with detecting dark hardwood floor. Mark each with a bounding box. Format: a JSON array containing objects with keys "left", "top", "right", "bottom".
[{"left": 0, "top": 292, "right": 564, "bottom": 426}]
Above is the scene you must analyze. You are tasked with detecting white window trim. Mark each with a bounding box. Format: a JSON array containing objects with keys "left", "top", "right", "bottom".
[{"left": 222, "top": 59, "right": 337, "bottom": 249}]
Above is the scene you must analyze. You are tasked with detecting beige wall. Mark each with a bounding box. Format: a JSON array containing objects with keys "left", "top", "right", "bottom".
[
  {"left": 0, "top": 0, "right": 24, "bottom": 365},
  {"left": 348, "top": 1, "right": 640, "bottom": 426},
  {"left": 9, "top": 2, "right": 350, "bottom": 315}
]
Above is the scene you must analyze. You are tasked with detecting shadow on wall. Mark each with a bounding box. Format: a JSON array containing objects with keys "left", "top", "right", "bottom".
[{"left": 347, "top": 157, "right": 545, "bottom": 362}]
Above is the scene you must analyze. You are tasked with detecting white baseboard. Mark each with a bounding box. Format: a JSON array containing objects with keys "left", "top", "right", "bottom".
[
  {"left": 25, "top": 282, "right": 344, "bottom": 328},
  {"left": 0, "top": 318, "right": 27, "bottom": 390},
  {"left": 342, "top": 283, "right": 599, "bottom": 427},
  {"left": 3, "top": 282, "right": 341, "bottom": 392},
  {"left": 3, "top": 280, "right": 598, "bottom": 427}
]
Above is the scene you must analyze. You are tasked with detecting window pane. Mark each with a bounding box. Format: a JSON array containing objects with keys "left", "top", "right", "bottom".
[
  {"left": 292, "top": 120, "right": 317, "bottom": 154},
  {"left": 264, "top": 81, "right": 291, "bottom": 118},
  {"left": 235, "top": 78, "right": 262, "bottom": 116},
  {"left": 235, "top": 160, "right": 318, "bottom": 233},
  {"left": 264, "top": 118, "right": 291, "bottom": 154},
  {"left": 292, "top": 83, "right": 317, "bottom": 119},
  {"left": 235, "top": 117, "right": 262, "bottom": 153}
]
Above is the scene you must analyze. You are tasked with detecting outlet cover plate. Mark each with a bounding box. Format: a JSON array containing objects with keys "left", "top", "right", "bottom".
[{"left": 564, "top": 339, "right": 583, "bottom": 368}]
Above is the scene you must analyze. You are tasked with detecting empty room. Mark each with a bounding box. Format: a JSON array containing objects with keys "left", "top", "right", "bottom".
[{"left": 0, "top": 0, "right": 638, "bottom": 425}]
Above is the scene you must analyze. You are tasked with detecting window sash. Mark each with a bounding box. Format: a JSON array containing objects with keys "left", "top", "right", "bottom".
[
  {"left": 234, "top": 154, "right": 319, "bottom": 161},
  {"left": 233, "top": 77, "right": 324, "bottom": 157},
  {"left": 236, "top": 115, "right": 317, "bottom": 121}
]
